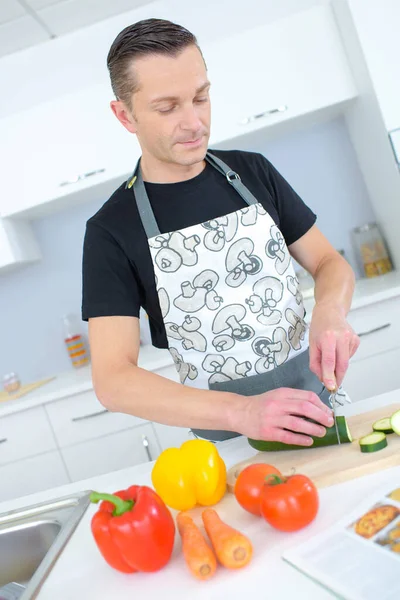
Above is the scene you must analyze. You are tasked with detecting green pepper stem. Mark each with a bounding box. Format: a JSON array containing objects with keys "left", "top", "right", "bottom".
[
  {"left": 90, "top": 491, "right": 134, "bottom": 516},
  {"left": 265, "top": 474, "right": 286, "bottom": 486}
]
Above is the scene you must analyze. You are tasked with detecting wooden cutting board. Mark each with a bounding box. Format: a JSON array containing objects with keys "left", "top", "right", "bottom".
[
  {"left": 226, "top": 403, "right": 400, "bottom": 492},
  {"left": 0, "top": 377, "right": 55, "bottom": 403}
]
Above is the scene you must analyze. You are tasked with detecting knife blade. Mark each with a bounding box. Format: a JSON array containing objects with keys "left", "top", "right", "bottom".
[{"left": 329, "top": 389, "right": 341, "bottom": 445}]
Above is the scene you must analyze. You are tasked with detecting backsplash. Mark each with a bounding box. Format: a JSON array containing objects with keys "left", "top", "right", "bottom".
[{"left": 1, "top": 116, "right": 376, "bottom": 383}]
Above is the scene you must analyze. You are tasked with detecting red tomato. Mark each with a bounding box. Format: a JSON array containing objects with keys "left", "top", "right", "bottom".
[
  {"left": 234, "top": 463, "right": 282, "bottom": 516},
  {"left": 260, "top": 474, "right": 319, "bottom": 531}
]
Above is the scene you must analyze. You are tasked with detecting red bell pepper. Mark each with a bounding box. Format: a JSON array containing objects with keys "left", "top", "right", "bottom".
[{"left": 90, "top": 485, "right": 175, "bottom": 573}]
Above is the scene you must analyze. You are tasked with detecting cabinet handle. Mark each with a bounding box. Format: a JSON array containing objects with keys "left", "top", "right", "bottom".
[
  {"left": 72, "top": 409, "right": 108, "bottom": 422},
  {"left": 239, "top": 105, "right": 288, "bottom": 125},
  {"left": 59, "top": 168, "right": 106, "bottom": 188},
  {"left": 357, "top": 323, "right": 391, "bottom": 337},
  {"left": 142, "top": 435, "right": 152, "bottom": 461},
  {"left": 0, "top": 438, "right": 7, "bottom": 444}
]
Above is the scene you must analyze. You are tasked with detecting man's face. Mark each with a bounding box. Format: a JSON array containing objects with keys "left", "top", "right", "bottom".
[{"left": 114, "top": 45, "right": 211, "bottom": 167}]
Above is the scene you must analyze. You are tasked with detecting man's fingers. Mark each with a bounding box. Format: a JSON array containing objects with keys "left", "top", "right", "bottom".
[
  {"left": 260, "top": 426, "right": 314, "bottom": 447},
  {"left": 335, "top": 335, "right": 350, "bottom": 388},
  {"left": 309, "top": 344, "right": 322, "bottom": 381},
  {"left": 349, "top": 334, "right": 360, "bottom": 358},
  {"left": 320, "top": 332, "right": 337, "bottom": 390},
  {"left": 278, "top": 395, "right": 334, "bottom": 428},
  {"left": 278, "top": 414, "right": 326, "bottom": 438}
]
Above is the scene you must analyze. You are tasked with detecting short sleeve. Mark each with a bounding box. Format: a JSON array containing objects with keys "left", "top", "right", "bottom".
[
  {"left": 81, "top": 220, "right": 141, "bottom": 321},
  {"left": 261, "top": 155, "right": 317, "bottom": 246}
]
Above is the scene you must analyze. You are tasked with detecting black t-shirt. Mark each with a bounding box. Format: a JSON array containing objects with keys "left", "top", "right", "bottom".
[{"left": 81, "top": 148, "right": 316, "bottom": 347}]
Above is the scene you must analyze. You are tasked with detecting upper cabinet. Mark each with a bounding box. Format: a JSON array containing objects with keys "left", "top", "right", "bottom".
[
  {"left": 206, "top": 6, "right": 358, "bottom": 146},
  {"left": 0, "top": 219, "right": 41, "bottom": 273},
  {"left": 0, "top": 5, "right": 357, "bottom": 221},
  {"left": 0, "top": 83, "right": 140, "bottom": 219},
  {"left": 335, "top": 0, "right": 400, "bottom": 132}
]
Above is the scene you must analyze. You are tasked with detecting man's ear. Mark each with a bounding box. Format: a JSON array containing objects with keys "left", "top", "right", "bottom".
[{"left": 110, "top": 100, "right": 137, "bottom": 134}]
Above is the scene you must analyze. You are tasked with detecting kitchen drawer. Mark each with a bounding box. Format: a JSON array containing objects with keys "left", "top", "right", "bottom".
[
  {"left": 45, "top": 390, "right": 147, "bottom": 448},
  {"left": 346, "top": 297, "right": 400, "bottom": 362},
  {"left": 61, "top": 423, "right": 161, "bottom": 482},
  {"left": 0, "top": 406, "right": 57, "bottom": 466},
  {"left": 0, "top": 451, "right": 69, "bottom": 503},
  {"left": 152, "top": 423, "right": 194, "bottom": 451},
  {"left": 344, "top": 346, "right": 400, "bottom": 402}
]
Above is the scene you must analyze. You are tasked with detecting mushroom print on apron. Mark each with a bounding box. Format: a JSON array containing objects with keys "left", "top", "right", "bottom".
[{"left": 130, "top": 152, "right": 351, "bottom": 441}]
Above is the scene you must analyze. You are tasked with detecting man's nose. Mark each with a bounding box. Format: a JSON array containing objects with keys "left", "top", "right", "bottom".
[{"left": 180, "top": 105, "right": 203, "bottom": 132}]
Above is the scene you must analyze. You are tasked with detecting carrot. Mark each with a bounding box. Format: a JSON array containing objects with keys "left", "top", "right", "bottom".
[
  {"left": 177, "top": 512, "right": 217, "bottom": 580},
  {"left": 202, "top": 508, "right": 253, "bottom": 569}
]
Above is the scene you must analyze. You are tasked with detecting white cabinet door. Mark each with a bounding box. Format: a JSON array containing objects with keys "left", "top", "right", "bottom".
[
  {"left": 0, "top": 406, "right": 57, "bottom": 466},
  {"left": 346, "top": 296, "right": 400, "bottom": 363},
  {"left": 343, "top": 0, "right": 400, "bottom": 131},
  {"left": 344, "top": 347, "right": 400, "bottom": 402},
  {"left": 206, "top": 6, "right": 357, "bottom": 146},
  {"left": 0, "top": 83, "right": 140, "bottom": 219},
  {"left": 0, "top": 219, "right": 41, "bottom": 273},
  {"left": 61, "top": 423, "right": 161, "bottom": 482},
  {"left": 45, "top": 389, "right": 147, "bottom": 448},
  {"left": 0, "top": 451, "right": 69, "bottom": 503},
  {"left": 152, "top": 423, "right": 194, "bottom": 451}
]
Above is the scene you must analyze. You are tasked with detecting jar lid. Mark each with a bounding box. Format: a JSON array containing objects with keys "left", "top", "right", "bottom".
[{"left": 353, "top": 222, "right": 377, "bottom": 234}]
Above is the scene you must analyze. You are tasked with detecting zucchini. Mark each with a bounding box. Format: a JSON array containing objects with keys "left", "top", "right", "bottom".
[
  {"left": 248, "top": 415, "right": 352, "bottom": 452},
  {"left": 359, "top": 431, "right": 388, "bottom": 453},
  {"left": 372, "top": 417, "right": 394, "bottom": 434},
  {"left": 390, "top": 409, "right": 400, "bottom": 435}
]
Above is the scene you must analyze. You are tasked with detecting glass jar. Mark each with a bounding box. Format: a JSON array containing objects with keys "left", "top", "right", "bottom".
[
  {"left": 352, "top": 223, "right": 393, "bottom": 278},
  {"left": 3, "top": 372, "right": 21, "bottom": 394}
]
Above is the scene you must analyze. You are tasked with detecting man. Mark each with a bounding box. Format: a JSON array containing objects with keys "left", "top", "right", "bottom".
[{"left": 82, "top": 18, "right": 359, "bottom": 445}]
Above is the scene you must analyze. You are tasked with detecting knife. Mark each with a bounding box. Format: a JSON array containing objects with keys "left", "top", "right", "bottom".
[{"left": 329, "top": 389, "right": 341, "bottom": 445}]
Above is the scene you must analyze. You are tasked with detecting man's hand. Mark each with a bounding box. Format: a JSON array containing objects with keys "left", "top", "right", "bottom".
[
  {"left": 309, "top": 302, "right": 360, "bottom": 390},
  {"left": 237, "top": 388, "right": 334, "bottom": 446}
]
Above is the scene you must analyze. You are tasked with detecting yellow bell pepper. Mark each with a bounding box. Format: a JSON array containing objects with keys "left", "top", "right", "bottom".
[{"left": 151, "top": 439, "right": 227, "bottom": 511}]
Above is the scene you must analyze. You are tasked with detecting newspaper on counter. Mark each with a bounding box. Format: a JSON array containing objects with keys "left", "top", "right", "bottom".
[{"left": 282, "top": 484, "right": 400, "bottom": 600}]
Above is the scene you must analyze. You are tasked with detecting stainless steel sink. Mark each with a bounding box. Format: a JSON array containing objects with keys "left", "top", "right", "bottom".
[{"left": 0, "top": 491, "right": 91, "bottom": 599}]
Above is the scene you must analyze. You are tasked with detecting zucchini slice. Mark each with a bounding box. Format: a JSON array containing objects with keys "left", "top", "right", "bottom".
[
  {"left": 359, "top": 431, "right": 388, "bottom": 453},
  {"left": 248, "top": 415, "right": 352, "bottom": 452},
  {"left": 390, "top": 409, "right": 400, "bottom": 436},
  {"left": 372, "top": 417, "right": 394, "bottom": 434}
]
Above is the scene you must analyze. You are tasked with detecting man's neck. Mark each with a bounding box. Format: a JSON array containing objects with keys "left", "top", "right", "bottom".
[{"left": 140, "top": 153, "right": 206, "bottom": 184}]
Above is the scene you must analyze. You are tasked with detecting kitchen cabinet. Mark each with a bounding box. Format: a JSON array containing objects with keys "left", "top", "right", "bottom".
[
  {"left": 344, "top": 296, "right": 400, "bottom": 401},
  {"left": 61, "top": 423, "right": 161, "bottom": 482},
  {"left": 0, "top": 405, "right": 57, "bottom": 466},
  {"left": 45, "top": 389, "right": 146, "bottom": 447},
  {"left": 334, "top": 0, "right": 400, "bottom": 132},
  {"left": 207, "top": 5, "right": 357, "bottom": 147},
  {"left": 344, "top": 346, "right": 400, "bottom": 403},
  {"left": 0, "top": 451, "right": 69, "bottom": 503},
  {"left": 0, "top": 83, "right": 141, "bottom": 220},
  {"left": 0, "top": 5, "right": 357, "bottom": 221},
  {"left": 0, "top": 218, "right": 41, "bottom": 273}
]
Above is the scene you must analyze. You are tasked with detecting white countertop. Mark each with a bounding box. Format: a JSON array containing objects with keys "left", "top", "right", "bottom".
[
  {"left": 1, "top": 270, "right": 399, "bottom": 419},
  {"left": 303, "top": 268, "right": 400, "bottom": 316},
  {"left": 2, "top": 389, "right": 399, "bottom": 600}
]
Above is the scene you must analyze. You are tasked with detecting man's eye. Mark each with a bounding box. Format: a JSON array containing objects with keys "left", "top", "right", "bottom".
[
  {"left": 195, "top": 96, "right": 208, "bottom": 103},
  {"left": 158, "top": 106, "right": 175, "bottom": 114}
]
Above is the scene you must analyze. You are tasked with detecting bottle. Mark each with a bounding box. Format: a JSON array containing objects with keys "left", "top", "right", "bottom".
[
  {"left": 352, "top": 223, "right": 393, "bottom": 278},
  {"left": 63, "top": 314, "right": 90, "bottom": 368}
]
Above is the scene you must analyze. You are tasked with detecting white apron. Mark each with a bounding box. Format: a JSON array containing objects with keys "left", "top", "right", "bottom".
[{"left": 130, "top": 152, "right": 349, "bottom": 440}]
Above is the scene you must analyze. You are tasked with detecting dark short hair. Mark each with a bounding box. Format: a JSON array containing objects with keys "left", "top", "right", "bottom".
[{"left": 107, "top": 18, "right": 199, "bottom": 108}]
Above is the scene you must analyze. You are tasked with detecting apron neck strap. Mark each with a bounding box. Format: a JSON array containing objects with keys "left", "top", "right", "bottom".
[{"left": 131, "top": 151, "right": 259, "bottom": 239}]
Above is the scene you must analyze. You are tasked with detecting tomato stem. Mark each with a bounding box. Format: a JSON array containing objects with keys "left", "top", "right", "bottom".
[{"left": 265, "top": 474, "right": 286, "bottom": 486}]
